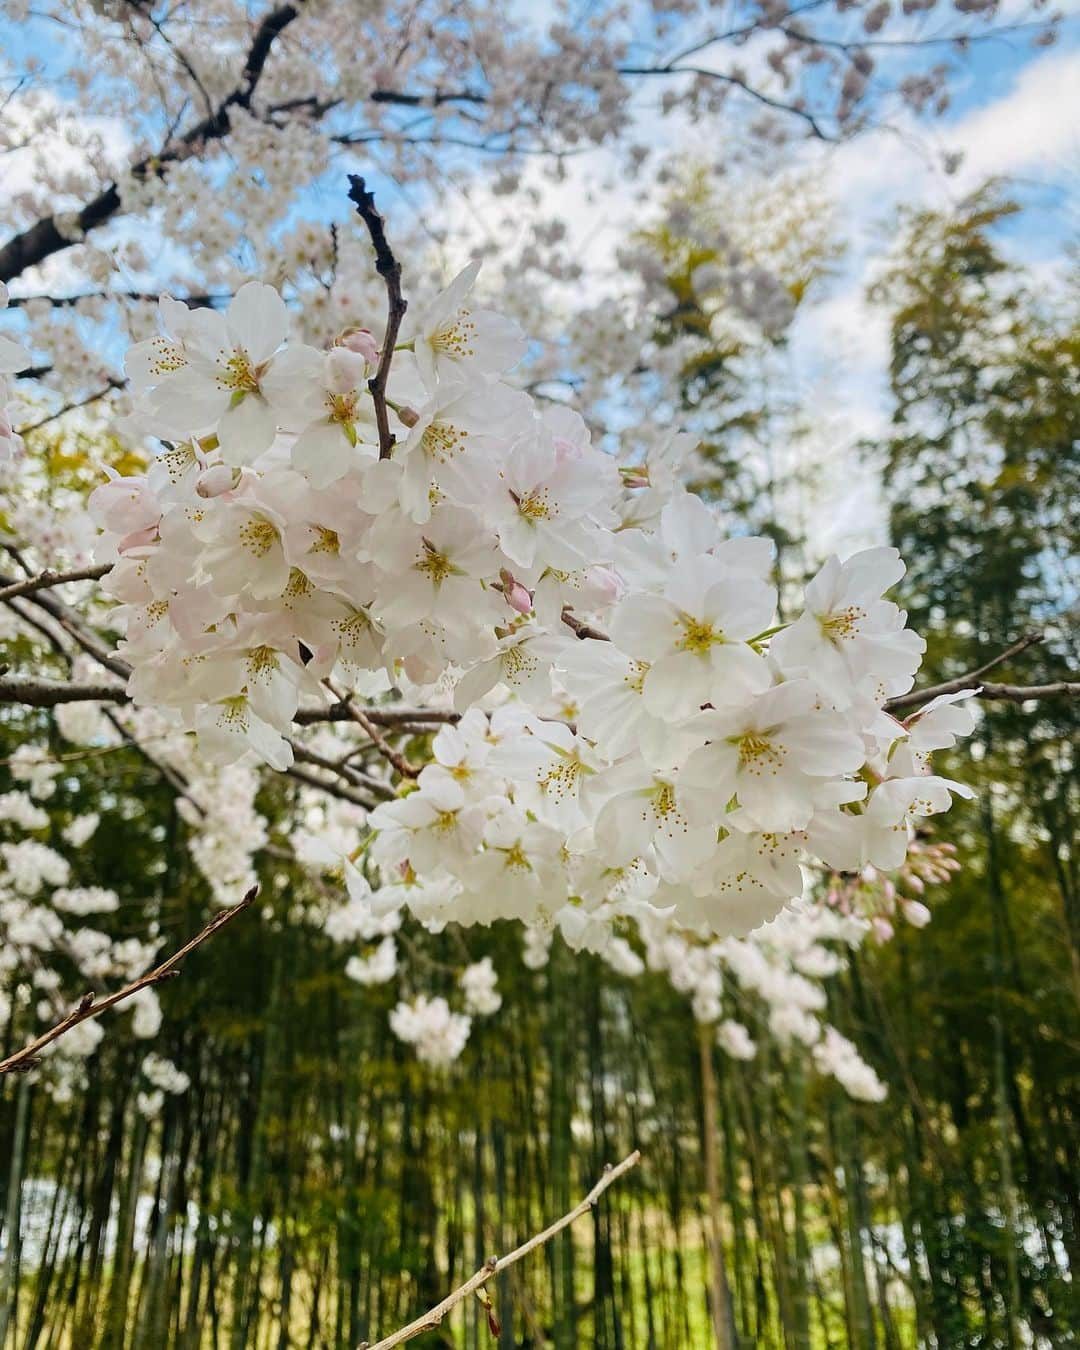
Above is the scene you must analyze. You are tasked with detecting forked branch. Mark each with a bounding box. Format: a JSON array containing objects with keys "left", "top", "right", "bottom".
[
  {"left": 0, "top": 885, "right": 259, "bottom": 1076},
  {"left": 361, "top": 1149, "right": 642, "bottom": 1349}
]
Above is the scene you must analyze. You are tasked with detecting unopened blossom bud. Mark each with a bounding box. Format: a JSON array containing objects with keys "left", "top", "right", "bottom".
[
  {"left": 396, "top": 404, "right": 420, "bottom": 428},
  {"left": 901, "top": 899, "right": 931, "bottom": 928},
  {"left": 340, "top": 327, "right": 380, "bottom": 364},
  {"left": 117, "top": 523, "right": 160, "bottom": 557},
  {"left": 871, "top": 917, "right": 894, "bottom": 944},
  {"left": 500, "top": 569, "right": 533, "bottom": 614},
  {"left": 326, "top": 345, "right": 368, "bottom": 394},
  {"left": 195, "top": 464, "right": 239, "bottom": 498},
  {"left": 584, "top": 564, "right": 624, "bottom": 607}
]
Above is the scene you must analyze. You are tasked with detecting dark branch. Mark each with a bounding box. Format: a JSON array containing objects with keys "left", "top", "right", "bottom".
[
  {"left": 347, "top": 175, "right": 407, "bottom": 460},
  {"left": 0, "top": 563, "right": 113, "bottom": 603},
  {"left": 0, "top": 1, "right": 307, "bottom": 284}
]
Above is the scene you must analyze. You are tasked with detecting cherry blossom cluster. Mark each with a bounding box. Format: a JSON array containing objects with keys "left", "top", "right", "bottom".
[
  {"left": 91, "top": 265, "right": 976, "bottom": 953},
  {"left": 637, "top": 901, "right": 889, "bottom": 1100}
]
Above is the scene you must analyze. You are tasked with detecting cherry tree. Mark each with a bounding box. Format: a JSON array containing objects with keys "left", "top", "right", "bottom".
[{"left": 1, "top": 2, "right": 1077, "bottom": 1336}]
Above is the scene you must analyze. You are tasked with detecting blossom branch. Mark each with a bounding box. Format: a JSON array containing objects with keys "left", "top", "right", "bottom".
[
  {"left": 346, "top": 174, "right": 407, "bottom": 460},
  {"left": 0, "top": 885, "right": 259, "bottom": 1076},
  {"left": 0, "top": 0, "right": 308, "bottom": 285},
  {"left": 361, "top": 1150, "right": 642, "bottom": 1350}
]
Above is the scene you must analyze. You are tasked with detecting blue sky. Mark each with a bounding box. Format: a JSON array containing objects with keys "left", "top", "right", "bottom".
[{"left": 2, "top": 5, "right": 1077, "bottom": 553}]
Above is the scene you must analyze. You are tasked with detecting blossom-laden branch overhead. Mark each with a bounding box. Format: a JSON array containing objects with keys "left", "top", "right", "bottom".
[
  {"left": 0, "top": 885, "right": 259, "bottom": 1076},
  {"left": 1, "top": 174, "right": 1078, "bottom": 967}
]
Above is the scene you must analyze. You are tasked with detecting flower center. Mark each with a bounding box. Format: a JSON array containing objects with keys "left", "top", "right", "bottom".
[
  {"left": 150, "top": 337, "right": 187, "bottom": 377},
  {"left": 539, "top": 755, "right": 584, "bottom": 802},
  {"left": 650, "top": 780, "right": 679, "bottom": 821},
  {"left": 503, "top": 645, "right": 538, "bottom": 683},
  {"left": 283, "top": 568, "right": 313, "bottom": 603},
  {"left": 238, "top": 516, "right": 278, "bottom": 557},
  {"left": 677, "top": 616, "right": 720, "bottom": 654},
  {"left": 820, "top": 605, "right": 866, "bottom": 643},
  {"left": 245, "top": 645, "right": 279, "bottom": 681},
  {"left": 517, "top": 489, "right": 552, "bottom": 521},
  {"left": 333, "top": 608, "right": 376, "bottom": 653},
  {"left": 624, "top": 660, "right": 649, "bottom": 694},
  {"left": 310, "top": 525, "right": 340, "bottom": 556},
  {"left": 160, "top": 441, "right": 197, "bottom": 482},
  {"left": 415, "top": 541, "right": 454, "bottom": 584},
  {"left": 503, "top": 842, "right": 532, "bottom": 872},
  {"left": 326, "top": 390, "right": 360, "bottom": 425},
  {"left": 430, "top": 309, "right": 476, "bottom": 358},
  {"left": 736, "top": 732, "right": 786, "bottom": 775},
  {"left": 217, "top": 695, "right": 249, "bottom": 728},
  {"left": 218, "top": 347, "right": 261, "bottom": 394},
  {"left": 421, "top": 420, "right": 468, "bottom": 463}
]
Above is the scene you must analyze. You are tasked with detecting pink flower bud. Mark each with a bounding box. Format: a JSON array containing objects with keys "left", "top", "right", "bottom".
[
  {"left": 195, "top": 464, "right": 239, "bottom": 498},
  {"left": 505, "top": 577, "right": 533, "bottom": 614},
  {"left": 583, "top": 564, "right": 624, "bottom": 606},
  {"left": 396, "top": 405, "right": 420, "bottom": 428},
  {"left": 89, "top": 471, "right": 160, "bottom": 536},
  {"left": 901, "top": 899, "right": 931, "bottom": 929},
  {"left": 326, "top": 345, "right": 368, "bottom": 394},
  {"left": 340, "top": 328, "right": 380, "bottom": 364},
  {"left": 871, "top": 917, "right": 894, "bottom": 945},
  {"left": 117, "top": 523, "right": 160, "bottom": 557}
]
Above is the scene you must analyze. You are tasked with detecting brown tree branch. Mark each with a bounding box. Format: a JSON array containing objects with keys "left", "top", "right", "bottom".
[
  {"left": 16, "top": 380, "right": 125, "bottom": 435},
  {"left": 346, "top": 175, "right": 407, "bottom": 460},
  {"left": 0, "top": 1, "right": 307, "bottom": 285},
  {"left": 883, "top": 632, "right": 1053, "bottom": 714},
  {"left": 0, "top": 562, "right": 113, "bottom": 604},
  {"left": 0, "top": 885, "right": 259, "bottom": 1076},
  {"left": 360, "top": 1150, "right": 642, "bottom": 1350},
  {"left": 0, "top": 675, "right": 127, "bottom": 707}
]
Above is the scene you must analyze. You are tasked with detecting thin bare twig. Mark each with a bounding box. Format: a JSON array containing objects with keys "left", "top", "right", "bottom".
[
  {"left": 0, "top": 885, "right": 259, "bottom": 1076},
  {"left": 948, "top": 680, "right": 1080, "bottom": 705},
  {"left": 16, "top": 380, "right": 125, "bottom": 435},
  {"left": 346, "top": 175, "right": 407, "bottom": 460},
  {"left": 361, "top": 1150, "right": 642, "bottom": 1349},
  {"left": 884, "top": 632, "right": 1051, "bottom": 714},
  {"left": 324, "top": 681, "right": 419, "bottom": 779}
]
